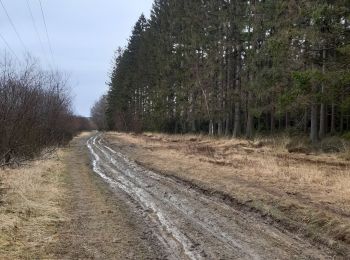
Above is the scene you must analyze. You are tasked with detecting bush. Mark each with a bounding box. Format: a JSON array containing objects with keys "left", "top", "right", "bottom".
[{"left": 0, "top": 56, "right": 83, "bottom": 165}]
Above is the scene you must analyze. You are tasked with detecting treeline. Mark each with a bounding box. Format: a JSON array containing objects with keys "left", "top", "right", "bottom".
[
  {"left": 91, "top": 95, "right": 108, "bottom": 131},
  {"left": 105, "top": 0, "right": 350, "bottom": 142},
  {"left": 0, "top": 56, "right": 91, "bottom": 166}
]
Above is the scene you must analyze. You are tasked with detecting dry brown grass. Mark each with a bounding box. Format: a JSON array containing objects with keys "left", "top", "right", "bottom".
[
  {"left": 0, "top": 150, "right": 67, "bottom": 259},
  {"left": 106, "top": 132, "right": 350, "bottom": 255}
]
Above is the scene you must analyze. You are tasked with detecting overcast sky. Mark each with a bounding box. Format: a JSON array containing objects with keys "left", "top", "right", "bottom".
[{"left": 0, "top": 0, "right": 154, "bottom": 116}]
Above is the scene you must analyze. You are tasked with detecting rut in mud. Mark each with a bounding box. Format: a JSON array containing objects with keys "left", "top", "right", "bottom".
[{"left": 87, "top": 133, "right": 334, "bottom": 260}]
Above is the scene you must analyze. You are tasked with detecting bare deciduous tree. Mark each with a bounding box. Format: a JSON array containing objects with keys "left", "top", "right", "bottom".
[
  {"left": 90, "top": 95, "right": 108, "bottom": 131},
  {"left": 0, "top": 55, "right": 87, "bottom": 166}
]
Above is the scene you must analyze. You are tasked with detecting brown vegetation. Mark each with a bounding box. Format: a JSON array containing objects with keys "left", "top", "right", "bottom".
[
  {"left": 0, "top": 132, "right": 162, "bottom": 259},
  {"left": 0, "top": 150, "right": 67, "bottom": 259},
  {"left": 105, "top": 132, "right": 350, "bottom": 256},
  {"left": 0, "top": 57, "right": 92, "bottom": 166}
]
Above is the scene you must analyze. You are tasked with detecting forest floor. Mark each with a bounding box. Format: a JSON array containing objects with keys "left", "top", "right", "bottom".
[{"left": 104, "top": 132, "right": 350, "bottom": 258}]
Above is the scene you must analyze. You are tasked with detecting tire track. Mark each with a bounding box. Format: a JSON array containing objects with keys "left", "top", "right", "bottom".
[{"left": 87, "top": 133, "right": 333, "bottom": 260}]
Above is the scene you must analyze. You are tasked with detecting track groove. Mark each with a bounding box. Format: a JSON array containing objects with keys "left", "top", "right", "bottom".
[{"left": 87, "top": 133, "right": 334, "bottom": 260}]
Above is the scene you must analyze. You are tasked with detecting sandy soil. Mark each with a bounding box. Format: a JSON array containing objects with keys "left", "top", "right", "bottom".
[{"left": 104, "top": 132, "right": 350, "bottom": 258}]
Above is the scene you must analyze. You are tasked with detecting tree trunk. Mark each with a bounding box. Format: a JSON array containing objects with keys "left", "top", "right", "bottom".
[
  {"left": 310, "top": 104, "right": 318, "bottom": 144},
  {"left": 270, "top": 109, "right": 275, "bottom": 133},
  {"left": 175, "top": 121, "right": 179, "bottom": 134},
  {"left": 330, "top": 103, "right": 336, "bottom": 135},
  {"left": 319, "top": 48, "right": 327, "bottom": 139},
  {"left": 340, "top": 111, "right": 344, "bottom": 133},
  {"left": 233, "top": 46, "right": 241, "bottom": 138},
  {"left": 191, "top": 120, "right": 196, "bottom": 133},
  {"left": 278, "top": 117, "right": 282, "bottom": 130},
  {"left": 189, "top": 92, "right": 196, "bottom": 133},
  {"left": 233, "top": 102, "right": 240, "bottom": 138},
  {"left": 304, "top": 108, "right": 308, "bottom": 133},
  {"left": 182, "top": 119, "right": 187, "bottom": 134},
  {"left": 224, "top": 49, "right": 231, "bottom": 137},
  {"left": 217, "top": 120, "right": 223, "bottom": 136},
  {"left": 246, "top": 113, "right": 253, "bottom": 139},
  {"left": 285, "top": 112, "right": 290, "bottom": 130},
  {"left": 225, "top": 115, "right": 230, "bottom": 136},
  {"left": 318, "top": 103, "right": 326, "bottom": 139},
  {"left": 209, "top": 119, "right": 214, "bottom": 136},
  {"left": 246, "top": 91, "right": 253, "bottom": 139}
]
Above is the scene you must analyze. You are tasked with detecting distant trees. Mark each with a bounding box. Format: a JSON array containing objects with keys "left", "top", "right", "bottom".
[
  {"left": 106, "top": 0, "right": 350, "bottom": 142},
  {"left": 0, "top": 56, "right": 86, "bottom": 166},
  {"left": 91, "top": 95, "right": 108, "bottom": 131}
]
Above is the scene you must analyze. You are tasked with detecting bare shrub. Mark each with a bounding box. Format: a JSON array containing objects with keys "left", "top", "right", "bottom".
[{"left": 0, "top": 56, "right": 81, "bottom": 166}]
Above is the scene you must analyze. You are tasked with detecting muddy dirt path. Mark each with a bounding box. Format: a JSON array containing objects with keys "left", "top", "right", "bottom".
[
  {"left": 87, "top": 133, "right": 334, "bottom": 260},
  {"left": 55, "top": 133, "right": 166, "bottom": 259}
]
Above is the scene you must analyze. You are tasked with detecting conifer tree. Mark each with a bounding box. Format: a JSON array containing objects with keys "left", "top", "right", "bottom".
[{"left": 105, "top": 0, "right": 350, "bottom": 142}]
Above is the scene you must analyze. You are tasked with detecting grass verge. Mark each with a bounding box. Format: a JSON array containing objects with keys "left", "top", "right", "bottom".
[{"left": 0, "top": 150, "right": 67, "bottom": 259}]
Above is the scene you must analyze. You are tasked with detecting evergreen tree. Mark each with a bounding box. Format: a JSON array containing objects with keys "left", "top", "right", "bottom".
[{"left": 105, "top": 0, "right": 350, "bottom": 142}]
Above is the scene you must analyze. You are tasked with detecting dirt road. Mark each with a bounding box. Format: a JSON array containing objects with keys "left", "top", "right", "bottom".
[
  {"left": 55, "top": 133, "right": 166, "bottom": 259},
  {"left": 86, "top": 133, "right": 335, "bottom": 260}
]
